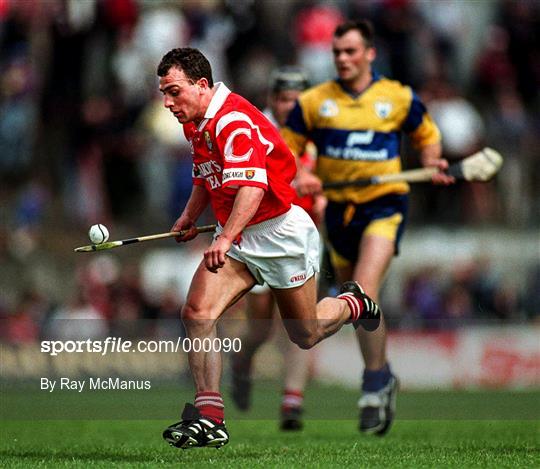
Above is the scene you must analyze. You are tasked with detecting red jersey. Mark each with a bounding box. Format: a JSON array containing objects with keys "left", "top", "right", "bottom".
[
  {"left": 183, "top": 83, "right": 296, "bottom": 227},
  {"left": 262, "top": 107, "right": 317, "bottom": 219},
  {"left": 293, "top": 149, "right": 317, "bottom": 216}
]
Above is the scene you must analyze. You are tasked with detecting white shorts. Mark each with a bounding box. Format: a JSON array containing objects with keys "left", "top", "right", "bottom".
[
  {"left": 250, "top": 283, "right": 271, "bottom": 295},
  {"left": 216, "top": 204, "right": 320, "bottom": 289}
]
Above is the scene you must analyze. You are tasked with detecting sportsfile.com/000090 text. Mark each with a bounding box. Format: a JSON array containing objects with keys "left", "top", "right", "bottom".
[{"left": 40, "top": 337, "right": 242, "bottom": 356}]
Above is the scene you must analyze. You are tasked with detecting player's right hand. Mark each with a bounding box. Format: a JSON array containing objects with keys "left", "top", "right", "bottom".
[
  {"left": 428, "top": 158, "right": 455, "bottom": 185},
  {"left": 171, "top": 216, "right": 199, "bottom": 242},
  {"left": 204, "top": 235, "right": 232, "bottom": 273},
  {"left": 293, "top": 169, "right": 323, "bottom": 196}
]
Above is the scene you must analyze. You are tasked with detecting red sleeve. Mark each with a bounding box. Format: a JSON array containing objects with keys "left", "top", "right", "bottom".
[{"left": 215, "top": 111, "right": 274, "bottom": 190}]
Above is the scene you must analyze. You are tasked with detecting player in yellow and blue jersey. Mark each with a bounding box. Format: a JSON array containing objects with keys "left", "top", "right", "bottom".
[{"left": 282, "top": 19, "right": 455, "bottom": 435}]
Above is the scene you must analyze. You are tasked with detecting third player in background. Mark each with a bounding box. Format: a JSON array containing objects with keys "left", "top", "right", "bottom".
[
  {"left": 282, "top": 19, "right": 454, "bottom": 435},
  {"left": 230, "top": 67, "right": 325, "bottom": 431}
]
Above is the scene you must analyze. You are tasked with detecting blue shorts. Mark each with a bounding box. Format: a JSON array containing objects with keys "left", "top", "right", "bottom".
[{"left": 324, "top": 194, "right": 408, "bottom": 267}]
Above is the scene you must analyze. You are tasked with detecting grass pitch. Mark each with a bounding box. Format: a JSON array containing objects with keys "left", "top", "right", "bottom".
[{"left": 1, "top": 384, "right": 538, "bottom": 468}]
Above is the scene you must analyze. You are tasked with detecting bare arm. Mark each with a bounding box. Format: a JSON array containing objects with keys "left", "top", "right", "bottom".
[
  {"left": 220, "top": 186, "right": 264, "bottom": 242},
  {"left": 171, "top": 184, "right": 210, "bottom": 241},
  {"left": 281, "top": 125, "right": 322, "bottom": 196},
  {"left": 294, "top": 165, "right": 322, "bottom": 196},
  {"left": 419, "top": 143, "right": 455, "bottom": 185},
  {"left": 204, "top": 186, "right": 265, "bottom": 272}
]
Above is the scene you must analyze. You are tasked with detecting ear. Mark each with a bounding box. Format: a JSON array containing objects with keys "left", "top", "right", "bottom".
[
  {"left": 367, "top": 46, "right": 376, "bottom": 64},
  {"left": 197, "top": 78, "right": 210, "bottom": 91}
]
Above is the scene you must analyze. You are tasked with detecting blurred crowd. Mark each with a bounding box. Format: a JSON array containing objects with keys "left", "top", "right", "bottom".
[
  {"left": 1, "top": 0, "right": 539, "bottom": 342},
  {"left": 2, "top": 247, "right": 539, "bottom": 345}
]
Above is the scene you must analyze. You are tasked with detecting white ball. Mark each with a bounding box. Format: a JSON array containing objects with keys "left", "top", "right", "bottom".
[{"left": 88, "top": 224, "right": 109, "bottom": 244}]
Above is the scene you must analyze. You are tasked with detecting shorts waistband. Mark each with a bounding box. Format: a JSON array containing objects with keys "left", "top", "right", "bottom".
[
  {"left": 244, "top": 206, "right": 295, "bottom": 236},
  {"left": 217, "top": 206, "right": 296, "bottom": 237}
]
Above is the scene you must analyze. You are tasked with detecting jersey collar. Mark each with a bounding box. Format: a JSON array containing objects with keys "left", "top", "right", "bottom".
[
  {"left": 336, "top": 71, "right": 381, "bottom": 98},
  {"left": 204, "top": 82, "right": 231, "bottom": 119}
]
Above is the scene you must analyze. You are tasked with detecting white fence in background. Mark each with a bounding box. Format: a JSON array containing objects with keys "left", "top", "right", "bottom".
[{"left": 315, "top": 325, "right": 540, "bottom": 389}]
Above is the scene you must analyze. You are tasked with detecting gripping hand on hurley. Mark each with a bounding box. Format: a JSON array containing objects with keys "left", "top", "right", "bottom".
[{"left": 171, "top": 215, "right": 200, "bottom": 243}]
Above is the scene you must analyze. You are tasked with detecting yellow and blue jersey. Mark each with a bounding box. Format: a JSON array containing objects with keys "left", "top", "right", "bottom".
[{"left": 282, "top": 73, "right": 441, "bottom": 204}]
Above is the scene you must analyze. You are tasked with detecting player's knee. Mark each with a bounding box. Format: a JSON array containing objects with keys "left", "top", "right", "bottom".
[
  {"left": 289, "top": 329, "right": 318, "bottom": 350},
  {"left": 181, "top": 304, "right": 215, "bottom": 334}
]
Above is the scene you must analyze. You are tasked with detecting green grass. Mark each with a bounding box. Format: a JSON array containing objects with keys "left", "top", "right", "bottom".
[{"left": 1, "top": 384, "right": 539, "bottom": 468}]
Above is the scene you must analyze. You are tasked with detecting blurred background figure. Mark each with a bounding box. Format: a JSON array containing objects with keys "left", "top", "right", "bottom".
[
  {"left": 420, "top": 76, "right": 490, "bottom": 224},
  {"left": 230, "top": 66, "right": 323, "bottom": 431},
  {"left": 292, "top": 3, "right": 344, "bottom": 84}
]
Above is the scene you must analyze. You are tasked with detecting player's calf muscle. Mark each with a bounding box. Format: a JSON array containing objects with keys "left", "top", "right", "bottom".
[{"left": 281, "top": 319, "right": 319, "bottom": 349}]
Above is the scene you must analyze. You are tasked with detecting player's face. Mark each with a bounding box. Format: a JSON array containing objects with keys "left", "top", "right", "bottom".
[
  {"left": 159, "top": 67, "right": 205, "bottom": 124},
  {"left": 269, "top": 89, "right": 301, "bottom": 127},
  {"left": 332, "top": 30, "right": 375, "bottom": 86}
]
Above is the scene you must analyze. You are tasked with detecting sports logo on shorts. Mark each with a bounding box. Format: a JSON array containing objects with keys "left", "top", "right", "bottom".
[
  {"left": 319, "top": 99, "right": 339, "bottom": 117},
  {"left": 245, "top": 169, "right": 255, "bottom": 179},
  {"left": 374, "top": 100, "right": 393, "bottom": 119},
  {"left": 204, "top": 130, "right": 213, "bottom": 151},
  {"left": 290, "top": 272, "right": 307, "bottom": 283}
]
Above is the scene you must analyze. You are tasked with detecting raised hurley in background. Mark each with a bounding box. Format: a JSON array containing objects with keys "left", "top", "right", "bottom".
[{"left": 322, "top": 147, "right": 503, "bottom": 189}]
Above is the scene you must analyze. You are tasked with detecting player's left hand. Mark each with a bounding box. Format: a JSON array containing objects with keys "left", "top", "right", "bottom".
[
  {"left": 204, "top": 235, "right": 232, "bottom": 273},
  {"left": 294, "top": 168, "right": 323, "bottom": 196},
  {"left": 428, "top": 159, "right": 455, "bottom": 185}
]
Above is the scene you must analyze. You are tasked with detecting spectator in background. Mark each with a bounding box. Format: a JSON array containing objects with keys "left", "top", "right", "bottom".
[
  {"left": 421, "top": 76, "right": 489, "bottom": 224},
  {"left": 524, "top": 263, "right": 540, "bottom": 322},
  {"left": 403, "top": 265, "right": 445, "bottom": 330},
  {"left": 136, "top": 91, "right": 190, "bottom": 223},
  {"left": 450, "top": 258, "right": 522, "bottom": 323},
  {"left": 3, "top": 289, "right": 49, "bottom": 344},
  {"left": 473, "top": 25, "right": 516, "bottom": 100},
  {"left": 484, "top": 86, "right": 534, "bottom": 227},
  {"left": 292, "top": 3, "right": 344, "bottom": 84},
  {"left": 0, "top": 57, "right": 37, "bottom": 180},
  {"left": 496, "top": 0, "right": 540, "bottom": 104},
  {"left": 44, "top": 290, "right": 108, "bottom": 341},
  {"left": 371, "top": 0, "right": 424, "bottom": 86}
]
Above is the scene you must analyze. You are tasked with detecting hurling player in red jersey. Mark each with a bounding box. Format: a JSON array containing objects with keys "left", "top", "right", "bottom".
[
  {"left": 230, "top": 67, "right": 326, "bottom": 431},
  {"left": 157, "top": 48, "right": 381, "bottom": 450}
]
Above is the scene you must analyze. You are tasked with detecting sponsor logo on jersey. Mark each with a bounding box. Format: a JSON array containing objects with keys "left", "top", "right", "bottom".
[
  {"left": 222, "top": 170, "right": 244, "bottom": 182},
  {"left": 194, "top": 160, "right": 222, "bottom": 189},
  {"left": 374, "top": 100, "right": 393, "bottom": 119},
  {"left": 326, "top": 146, "right": 389, "bottom": 161},
  {"left": 326, "top": 130, "right": 388, "bottom": 160},
  {"left": 195, "top": 160, "right": 222, "bottom": 176},
  {"left": 222, "top": 167, "right": 267, "bottom": 185},
  {"left": 319, "top": 99, "right": 339, "bottom": 117},
  {"left": 346, "top": 131, "right": 375, "bottom": 146}
]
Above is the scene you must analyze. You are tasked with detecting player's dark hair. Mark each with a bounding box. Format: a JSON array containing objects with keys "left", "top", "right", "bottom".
[
  {"left": 157, "top": 47, "right": 214, "bottom": 87},
  {"left": 334, "top": 19, "right": 375, "bottom": 48},
  {"left": 270, "top": 67, "right": 309, "bottom": 93}
]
